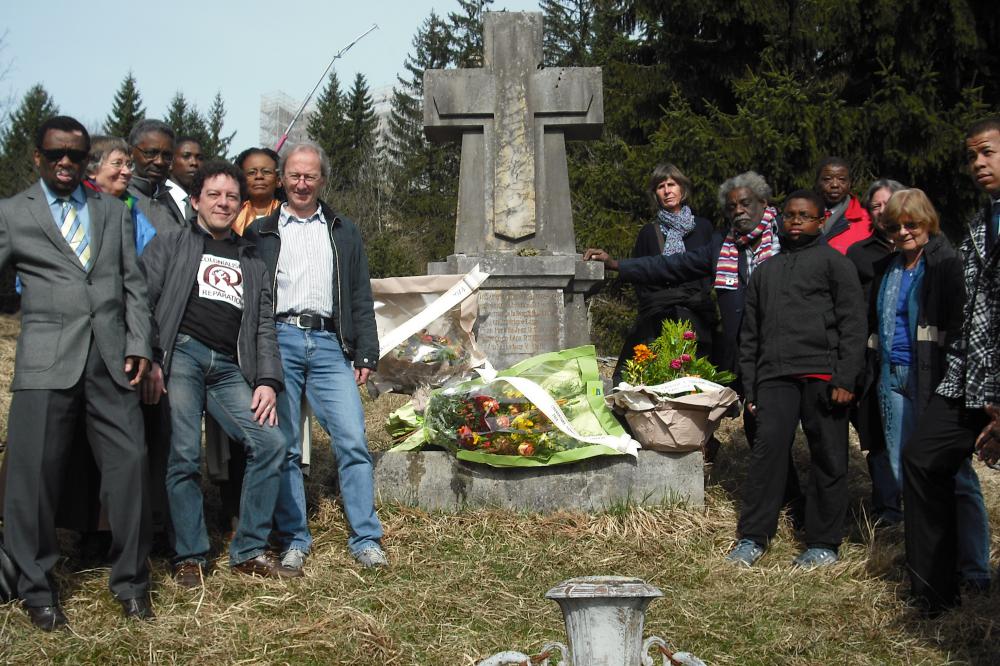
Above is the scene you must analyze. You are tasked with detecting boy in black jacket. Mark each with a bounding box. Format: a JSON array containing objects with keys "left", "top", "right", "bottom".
[{"left": 727, "top": 190, "right": 867, "bottom": 569}]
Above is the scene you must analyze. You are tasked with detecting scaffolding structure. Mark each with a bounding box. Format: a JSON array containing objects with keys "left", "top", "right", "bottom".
[
  {"left": 259, "top": 91, "right": 316, "bottom": 150},
  {"left": 259, "top": 86, "right": 396, "bottom": 152}
]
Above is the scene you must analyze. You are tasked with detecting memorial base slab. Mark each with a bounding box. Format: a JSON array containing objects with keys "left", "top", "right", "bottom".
[{"left": 372, "top": 450, "right": 703, "bottom": 512}]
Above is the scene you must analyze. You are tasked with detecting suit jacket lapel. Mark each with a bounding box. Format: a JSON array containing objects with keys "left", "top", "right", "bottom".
[
  {"left": 24, "top": 182, "right": 85, "bottom": 271},
  {"left": 85, "top": 189, "right": 105, "bottom": 272}
]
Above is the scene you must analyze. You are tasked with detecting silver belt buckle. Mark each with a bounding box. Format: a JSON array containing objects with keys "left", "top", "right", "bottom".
[{"left": 288, "top": 314, "right": 305, "bottom": 329}]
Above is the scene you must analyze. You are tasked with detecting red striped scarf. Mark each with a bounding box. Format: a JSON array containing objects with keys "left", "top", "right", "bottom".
[{"left": 714, "top": 207, "right": 779, "bottom": 290}]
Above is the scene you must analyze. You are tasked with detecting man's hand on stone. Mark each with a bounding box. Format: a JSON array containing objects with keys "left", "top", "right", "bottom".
[
  {"left": 582, "top": 248, "right": 619, "bottom": 271},
  {"left": 126, "top": 356, "right": 150, "bottom": 386},
  {"left": 355, "top": 367, "right": 372, "bottom": 386},
  {"left": 251, "top": 385, "right": 278, "bottom": 426},
  {"left": 976, "top": 404, "right": 1000, "bottom": 467},
  {"left": 141, "top": 362, "right": 166, "bottom": 405}
]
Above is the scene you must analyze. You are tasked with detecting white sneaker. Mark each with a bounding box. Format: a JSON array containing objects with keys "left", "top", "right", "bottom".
[
  {"left": 352, "top": 545, "right": 388, "bottom": 568},
  {"left": 280, "top": 548, "right": 307, "bottom": 571}
]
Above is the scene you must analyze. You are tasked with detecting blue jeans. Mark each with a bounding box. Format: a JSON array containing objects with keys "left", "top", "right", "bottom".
[
  {"left": 878, "top": 363, "right": 991, "bottom": 583},
  {"left": 272, "top": 323, "right": 382, "bottom": 555},
  {"left": 165, "top": 334, "right": 286, "bottom": 566}
]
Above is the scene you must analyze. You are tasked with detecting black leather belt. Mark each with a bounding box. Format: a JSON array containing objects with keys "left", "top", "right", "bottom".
[{"left": 277, "top": 313, "right": 336, "bottom": 331}]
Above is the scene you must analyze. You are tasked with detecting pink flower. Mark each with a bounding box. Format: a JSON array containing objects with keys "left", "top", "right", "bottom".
[
  {"left": 670, "top": 358, "right": 683, "bottom": 370},
  {"left": 680, "top": 353, "right": 692, "bottom": 362},
  {"left": 683, "top": 331, "right": 696, "bottom": 340}
]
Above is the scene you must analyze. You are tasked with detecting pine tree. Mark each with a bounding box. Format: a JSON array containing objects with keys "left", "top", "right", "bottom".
[
  {"left": 447, "top": 0, "right": 493, "bottom": 67},
  {"left": 103, "top": 71, "right": 145, "bottom": 139},
  {"left": 202, "top": 91, "right": 235, "bottom": 159},
  {"left": 344, "top": 73, "right": 379, "bottom": 187},
  {"left": 380, "top": 11, "right": 460, "bottom": 274},
  {"left": 0, "top": 84, "right": 58, "bottom": 197},
  {"left": 0, "top": 83, "right": 57, "bottom": 312},
  {"left": 165, "top": 91, "right": 209, "bottom": 145},
  {"left": 306, "top": 70, "right": 350, "bottom": 190},
  {"left": 540, "top": 0, "right": 594, "bottom": 66}
]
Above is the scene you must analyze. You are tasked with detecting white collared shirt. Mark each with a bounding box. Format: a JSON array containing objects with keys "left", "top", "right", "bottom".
[
  {"left": 274, "top": 202, "right": 334, "bottom": 317},
  {"left": 165, "top": 179, "right": 189, "bottom": 218}
]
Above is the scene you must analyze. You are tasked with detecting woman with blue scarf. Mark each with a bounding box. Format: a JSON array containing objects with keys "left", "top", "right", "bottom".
[
  {"left": 612, "top": 163, "right": 716, "bottom": 385},
  {"left": 866, "top": 189, "right": 991, "bottom": 592}
]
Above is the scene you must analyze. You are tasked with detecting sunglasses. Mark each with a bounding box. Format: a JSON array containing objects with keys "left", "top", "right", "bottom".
[
  {"left": 884, "top": 222, "right": 922, "bottom": 233},
  {"left": 40, "top": 148, "right": 88, "bottom": 164}
]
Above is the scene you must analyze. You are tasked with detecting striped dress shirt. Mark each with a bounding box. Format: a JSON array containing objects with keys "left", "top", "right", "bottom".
[{"left": 274, "top": 203, "right": 334, "bottom": 317}]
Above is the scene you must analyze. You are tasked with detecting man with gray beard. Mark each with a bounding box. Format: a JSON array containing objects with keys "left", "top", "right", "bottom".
[{"left": 584, "top": 172, "right": 803, "bottom": 519}]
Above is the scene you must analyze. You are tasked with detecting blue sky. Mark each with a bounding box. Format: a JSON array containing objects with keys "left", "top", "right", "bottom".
[{"left": 1, "top": 0, "right": 541, "bottom": 149}]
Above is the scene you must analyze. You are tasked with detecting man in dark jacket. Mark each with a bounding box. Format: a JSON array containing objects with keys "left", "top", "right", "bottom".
[
  {"left": 584, "top": 172, "right": 804, "bottom": 520},
  {"left": 902, "top": 117, "right": 1000, "bottom": 614},
  {"left": 727, "top": 190, "right": 866, "bottom": 569},
  {"left": 139, "top": 160, "right": 298, "bottom": 587},
  {"left": 127, "top": 119, "right": 186, "bottom": 234},
  {"left": 244, "top": 141, "right": 385, "bottom": 571}
]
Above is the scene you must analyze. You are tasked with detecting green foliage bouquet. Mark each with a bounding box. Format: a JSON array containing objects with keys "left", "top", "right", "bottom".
[{"left": 623, "top": 319, "right": 735, "bottom": 387}]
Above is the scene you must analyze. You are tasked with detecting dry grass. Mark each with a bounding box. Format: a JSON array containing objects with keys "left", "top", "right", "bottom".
[{"left": 0, "top": 315, "right": 998, "bottom": 664}]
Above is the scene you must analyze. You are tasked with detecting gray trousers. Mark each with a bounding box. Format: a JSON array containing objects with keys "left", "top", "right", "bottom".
[{"left": 4, "top": 338, "right": 151, "bottom": 606}]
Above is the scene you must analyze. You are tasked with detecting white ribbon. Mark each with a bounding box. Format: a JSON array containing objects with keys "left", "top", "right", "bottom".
[
  {"left": 377, "top": 264, "right": 490, "bottom": 359},
  {"left": 470, "top": 371, "right": 640, "bottom": 457}
]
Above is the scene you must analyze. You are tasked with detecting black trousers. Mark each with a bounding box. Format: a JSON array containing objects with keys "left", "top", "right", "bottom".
[
  {"left": 4, "top": 339, "right": 151, "bottom": 606},
  {"left": 902, "top": 394, "right": 988, "bottom": 611},
  {"left": 743, "top": 406, "right": 805, "bottom": 520},
  {"left": 738, "top": 378, "right": 849, "bottom": 550}
]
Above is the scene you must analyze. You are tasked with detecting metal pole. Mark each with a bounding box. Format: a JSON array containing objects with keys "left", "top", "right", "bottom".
[{"left": 274, "top": 23, "right": 379, "bottom": 152}]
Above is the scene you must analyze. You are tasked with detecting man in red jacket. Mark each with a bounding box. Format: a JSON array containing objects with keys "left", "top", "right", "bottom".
[{"left": 815, "top": 156, "right": 873, "bottom": 255}]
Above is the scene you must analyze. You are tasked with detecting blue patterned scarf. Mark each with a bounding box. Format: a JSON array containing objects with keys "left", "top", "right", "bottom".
[{"left": 657, "top": 205, "right": 696, "bottom": 256}]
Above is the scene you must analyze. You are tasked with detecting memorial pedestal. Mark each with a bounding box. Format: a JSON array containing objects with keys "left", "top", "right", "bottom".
[
  {"left": 428, "top": 253, "right": 603, "bottom": 370},
  {"left": 372, "top": 449, "right": 703, "bottom": 512}
]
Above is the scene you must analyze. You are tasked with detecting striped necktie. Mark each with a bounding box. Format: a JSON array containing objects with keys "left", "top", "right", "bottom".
[{"left": 60, "top": 199, "right": 92, "bottom": 270}]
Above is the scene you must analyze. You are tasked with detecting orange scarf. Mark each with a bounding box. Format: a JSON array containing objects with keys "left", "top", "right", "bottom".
[{"left": 232, "top": 199, "right": 280, "bottom": 235}]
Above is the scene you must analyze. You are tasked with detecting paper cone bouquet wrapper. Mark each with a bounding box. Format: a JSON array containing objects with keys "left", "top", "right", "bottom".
[{"left": 606, "top": 378, "right": 739, "bottom": 452}]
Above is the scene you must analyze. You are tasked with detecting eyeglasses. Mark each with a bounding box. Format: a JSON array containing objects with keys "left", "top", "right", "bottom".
[
  {"left": 783, "top": 212, "right": 821, "bottom": 222},
  {"left": 884, "top": 221, "right": 922, "bottom": 233},
  {"left": 136, "top": 148, "right": 174, "bottom": 163},
  {"left": 285, "top": 173, "right": 320, "bottom": 184},
  {"left": 106, "top": 158, "right": 134, "bottom": 170},
  {"left": 40, "top": 148, "right": 88, "bottom": 164},
  {"left": 245, "top": 168, "right": 276, "bottom": 178}
]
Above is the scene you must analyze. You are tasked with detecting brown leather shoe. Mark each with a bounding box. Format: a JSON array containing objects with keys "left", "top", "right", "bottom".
[
  {"left": 231, "top": 551, "right": 303, "bottom": 579},
  {"left": 173, "top": 561, "right": 207, "bottom": 589}
]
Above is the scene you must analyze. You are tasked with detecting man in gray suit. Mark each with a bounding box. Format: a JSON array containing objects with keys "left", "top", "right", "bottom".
[{"left": 0, "top": 116, "right": 154, "bottom": 630}]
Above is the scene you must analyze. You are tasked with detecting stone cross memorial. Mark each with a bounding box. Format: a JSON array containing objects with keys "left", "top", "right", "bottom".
[
  {"left": 373, "top": 10, "right": 703, "bottom": 513},
  {"left": 424, "top": 11, "right": 605, "bottom": 368}
]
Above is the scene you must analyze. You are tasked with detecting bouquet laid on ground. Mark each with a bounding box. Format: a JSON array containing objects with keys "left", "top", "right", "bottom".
[
  {"left": 622, "top": 319, "right": 734, "bottom": 386},
  {"left": 611, "top": 320, "right": 738, "bottom": 452},
  {"left": 387, "top": 345, "right": 639, "bottom": 467},
  {"left": 370, "top": 269, "right": 487, "bottom": 394}
]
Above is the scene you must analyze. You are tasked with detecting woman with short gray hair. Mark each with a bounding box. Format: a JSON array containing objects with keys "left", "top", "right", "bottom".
[{"left": 612, "top": 162, "right": 716, "bottom": 385}]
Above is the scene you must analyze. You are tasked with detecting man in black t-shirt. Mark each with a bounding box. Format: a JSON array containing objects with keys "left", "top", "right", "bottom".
[{"left": 139, "top": 160, "right": 300, "bottom": 587}]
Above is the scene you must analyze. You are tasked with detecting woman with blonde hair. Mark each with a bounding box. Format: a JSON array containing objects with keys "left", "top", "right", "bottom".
[{"left": 865, "top": 188, "right": 990, "bottom": 591}]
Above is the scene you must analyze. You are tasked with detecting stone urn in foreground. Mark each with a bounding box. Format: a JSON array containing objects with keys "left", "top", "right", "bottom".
[{"left": 477, "top": 576, "right": 705, "bottom": 666}]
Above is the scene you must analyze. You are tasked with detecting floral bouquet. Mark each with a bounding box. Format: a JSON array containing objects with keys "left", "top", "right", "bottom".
[
  {"left": 387, "top": 346, "right": 639, "bottom": 467},
  {"left": 611, "top": 319, "right": 738, "bottom": 452},
  {"left": 375, "top": 321, "right": 473, "bottom": 393},
  {"left": 622, "top": 319, "right": 735, "bottom": 387}
]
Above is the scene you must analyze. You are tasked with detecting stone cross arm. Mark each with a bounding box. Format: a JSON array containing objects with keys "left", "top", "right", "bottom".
[{"left": 422, "top": 66, "right": 603, "bottom": 140}]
